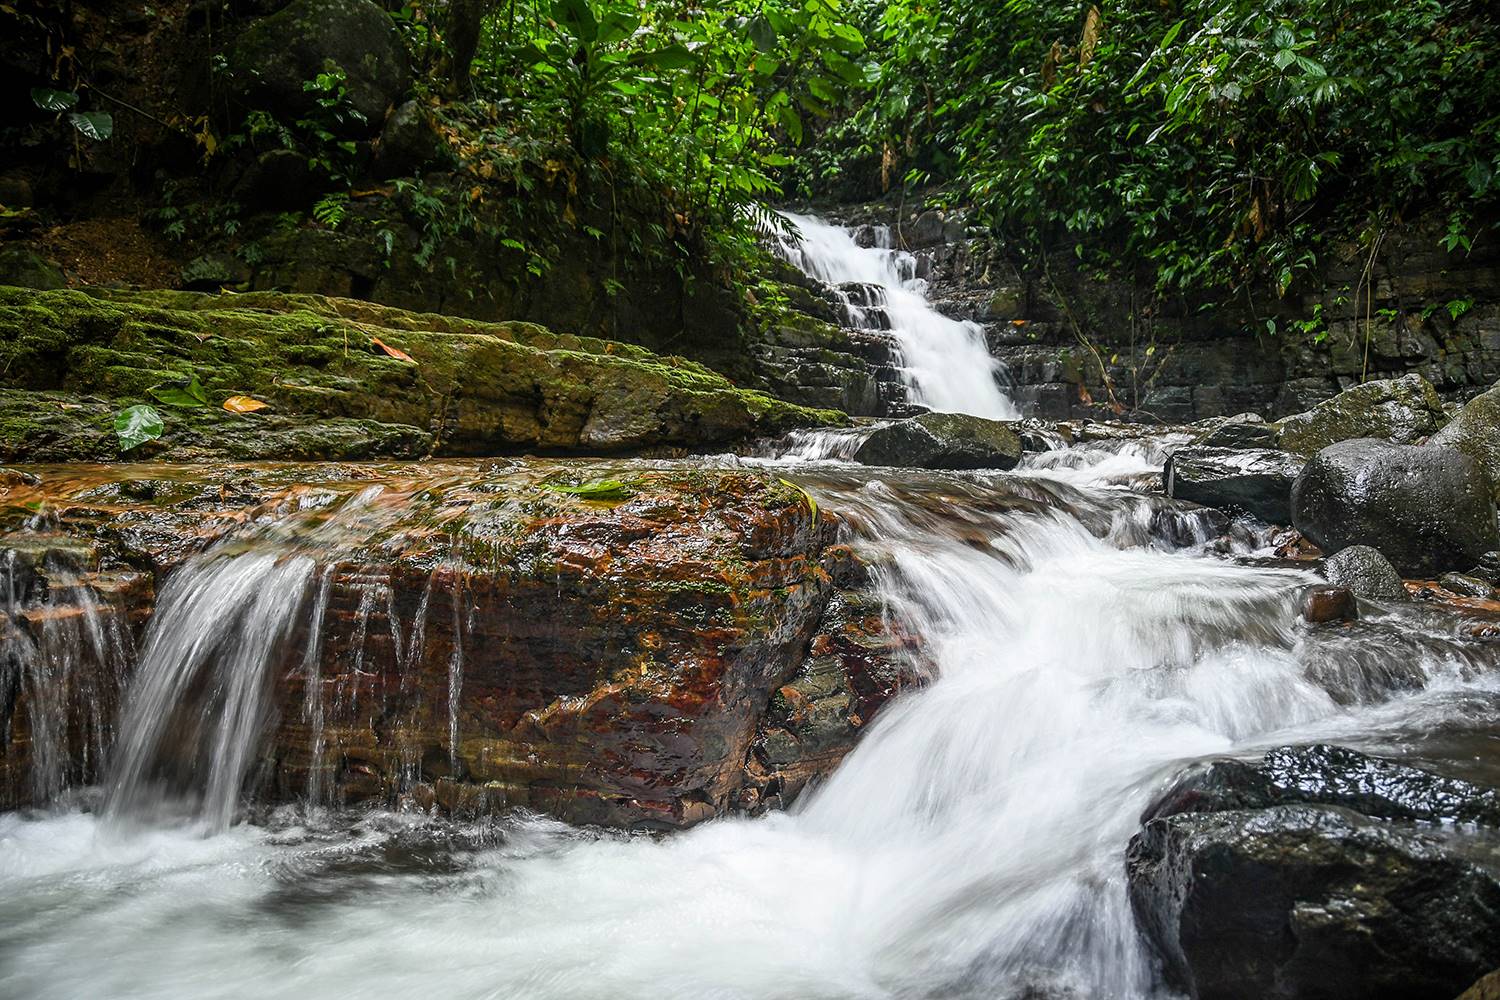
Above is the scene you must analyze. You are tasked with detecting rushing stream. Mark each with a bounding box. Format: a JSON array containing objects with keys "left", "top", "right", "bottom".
[{"left": 2, "top": 217, "right": 1498, "bottom": 999}]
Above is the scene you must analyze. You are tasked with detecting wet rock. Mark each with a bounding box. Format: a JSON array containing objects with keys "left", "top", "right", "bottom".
[
  {"left": 1193, "top": 412, "right": 1279, "bottom": 449},
  {"left": 1459, "top": 970, "right": 1500, "bottom": 1000},
  {"left": 1277, "top": 373, "right": 1447, "bottom": 455},
  {"left": 225, "top": 0, "right": 410, "bottom": 134},
  {"left": 1440, "top": 572, "right": 1497, "bottom": 599},
  {"left": 0, "top": 246, "right": 65, "bottom": 290},
  {"left": 1321, "top": 544, "right": 1409, "bottom": 601},
  {"left": 1128, "top": 804, "right": 1500, "bottom": 1000},
  {"left": 1301, "top": 584, "right": 1357, "bottom": 623},
  {"left": 1427, "top": 382, "right": 1500, "bottom": 499},
  {"left": 1145, "top": 744, "right": 1500, "bottom": 828},
  {"left": 1472, "top": 551, "right": 1500, "bottom": 586},
  {"left": 1165, "top": 446, "right": 1303, "bottom": 523},
  {"left": 1291, "top": 438, "right": 1499, "bottom": 576},
  {"left": 0, "top": 287, "right": 841, "bottom": 462},
  {"left": 851, "top": 412, "right": 1022, "bottom": 470},
  {"left": 374, "top": 100, "right": 452, "bottom": 179}
]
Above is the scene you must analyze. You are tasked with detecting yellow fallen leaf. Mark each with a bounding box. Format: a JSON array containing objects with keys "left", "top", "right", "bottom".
[
  {"left": 223, "top": 395, "right": 270, "bottom": 413},
  {"left": 371, "top": 337, "right": 416, "bottom": 363}
]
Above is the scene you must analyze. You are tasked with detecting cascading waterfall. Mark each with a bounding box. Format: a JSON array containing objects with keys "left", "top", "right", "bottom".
[
  {"left": 771, "top": 211, "right": 1020, "bottom": 420},
  {"left": 2, "top": 447, "right": 1496, "bottom": 1000}
]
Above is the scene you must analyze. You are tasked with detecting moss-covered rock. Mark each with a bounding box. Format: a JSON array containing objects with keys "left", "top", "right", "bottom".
[
  {"left": 1277, "top": 373, "right": 1447, "bottom": 454},
  {"left": 0, "top": 286, "right": 844, "bottom": 461},
  {"left": 1426, "top": 381, "right": 1500, "bottom": 498}
]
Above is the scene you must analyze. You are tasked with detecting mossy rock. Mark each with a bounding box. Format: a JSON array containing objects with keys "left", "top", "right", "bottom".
[
  {"left": 1277, "top": 373, "right": 1446, "bottom": 454},
  {"left": 0, "top": 286, "right": 844, "bottom": 462},
  {"left": 1426, "top": 381, "right": 1500, "bottom": 498}
]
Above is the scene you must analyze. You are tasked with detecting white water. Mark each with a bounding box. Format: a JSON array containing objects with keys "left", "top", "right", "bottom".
[
  {"left": 3, "top": 451, "right": 1497, "bottom": 999},
  {"left": 772, "top": 211, "right": 1020, "bottom": 420}
]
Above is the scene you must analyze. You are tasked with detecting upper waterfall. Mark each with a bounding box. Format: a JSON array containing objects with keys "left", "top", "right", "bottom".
[{"left": 771, "top": 211, "right": 1020, "bottom": 420}]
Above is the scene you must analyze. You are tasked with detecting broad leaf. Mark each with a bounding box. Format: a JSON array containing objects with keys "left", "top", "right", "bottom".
[
  {"left": 371, "top": 337, "right": 416, "bottom": 363},
  {"left": 631, "top": 44, "right": 695, "bottom": 71},
  {"left": 552, "top": 0, "right": 598, "bottom": 43},
  {"left": 67, "top": 111, "right": 113, "bottom": 140},
  {"left": 115, "top": 404, "right": 164, "bottom": 452},
  {"left": 31, "top": 87, "right": 78, "bottom": 111},
  {"left": 148, "top": 372, "right": 209, "bottom": 407},
  {"left": 223, "top": 395, "right": 270, "bottom": 414}
]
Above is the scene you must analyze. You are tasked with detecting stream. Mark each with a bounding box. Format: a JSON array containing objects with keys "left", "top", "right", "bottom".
[{"left": 1, "top": 217, "right": 1498, "bottom": 1000}]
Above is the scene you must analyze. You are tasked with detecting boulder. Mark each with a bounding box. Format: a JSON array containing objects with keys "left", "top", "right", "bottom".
[
  {"left": 1301, "top": 584, "right": 1357, "bottom": 623},
  {"left": 0, "top": 246, "right": 65, "bottom": 290},
  {"left": 1439, "top": 572, "right": 1496, "bottom": 599},
  {"left": 373, "top": 100, "right": 452, "bottom": 178},
  {"left": 1460, "top": 970, "right": 1500, "bottom": 1000},
  {"left": 1193, "top": 412, "right": 1279, "bottom": 449},
  {"left": 851, "top": 412, "right": 1022, "bottom": 470},
  {"left": 1278, "top": 373, "right": 1447, "bottom": 454},
  {"left": 1321, "top": 544, "right": 1409, "bottom": 601},
  {"left": 1166, "top": 446, "right": 1303, "bottom": 523},
  {"left": 180, "top": 253, "right": 252, "bottom": 290},
  {"left": 1128, "top": 804, "right": 1500, "bottom": 1000},
  {"left": 1427, "top": 382, "right": 1500, "bottom": 499},
  {"left": 232, "top": 148, "right": 327, "bottom": 212},
  {"left": 1291, "top": 438, "right": 1499, "bottom": 576},
  {"left": 225, "top": 0, "right": 410, "bottom": 134}
]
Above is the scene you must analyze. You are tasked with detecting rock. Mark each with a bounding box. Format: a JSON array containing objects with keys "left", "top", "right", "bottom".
[
  {"left": 232, "top": 148, "right": 327, "bottom": 212},
  {"left": 1193, "top": 413, "right": 1279, "bottom": 449},
  {"left": 0, "top": 287, "right": 843, "bottom": 462},
  {"left": 1322, "top": 544, "right": 1409, "bottom": 601},
  {"left": 1301, "top": 584, "right": 1357, "bottom": 623},
  {"left": 373, "top": 100, "right": 451, "bottom": 178},
  {"left": 0, "top": 246, "right": 65, "bottom": 290},
  {"left": 1427, "top": 382, "right": 1500, "bottom": 499},
  {"left": 1277, "top": 373, "right": 1447, "bottom": 454},
  {"left": 1165, "top": 446, "right": 1304, "bottom": 523},
  {"left": 851, "top": 412, "right": 1022, "bottom": 470},
  {"left": 1128, "top": 804, "right": 1500, "bottom": 1000},
  {"left": 1291, "top": 438, "right": 1499, "bottom": 576},
  {"left": 1440, "top": 572, "right": 1496, "bottom": 599},
  {"left": 1472, "top": 551, "right": 1500, "bottom": 586},
  {"left": 226, "top": 0, "right": 410, "bottom": 134},
  {"left": 1459, "top": 970, "right": 1500, "bottom": 1000},
  {"left": 903, "top": 210, "right": 947, "bottom": 248},
  {"left": 2, "top": 463, "right": 845, "bottom": 827},
  {"left": 1145, "top": 744, "right": 1500, "bottom": 828},
  {"left": 180, "top": 253, "right": 252, "bottom": 290}
]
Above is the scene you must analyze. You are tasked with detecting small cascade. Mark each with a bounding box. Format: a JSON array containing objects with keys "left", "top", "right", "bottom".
[
  {"left": 0, "top": 537, "right": 134, "bottom": 807},
  {"left": 771, "top": 211, "right": 1020, "bottom": 420}
]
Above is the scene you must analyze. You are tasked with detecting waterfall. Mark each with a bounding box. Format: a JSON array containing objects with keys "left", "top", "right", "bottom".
[{"left": 771, "top": 211, "right": 1020, "bottom": 420}]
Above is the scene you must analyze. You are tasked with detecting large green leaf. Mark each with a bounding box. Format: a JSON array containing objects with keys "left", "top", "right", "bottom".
[
  {"left": 630, "top": 44, "right": 695, "bottom": 71},
  {"left": 542, "top": 478, "right": 636, "bottom": 501},
  {"left": 148, "top": 372, "right": 210, "bottom": 408},
  {"left": 114, "top": 405, "right": 164, "bottom": 452},
  {"left": 31, "top": 88, "right": 79, "bottom": 111},
  {"left": 67, "top": 111, "right": 113, "bottom": 140},
  {"left": 552, "top": 0, "right": 598, "bottom": 43}
]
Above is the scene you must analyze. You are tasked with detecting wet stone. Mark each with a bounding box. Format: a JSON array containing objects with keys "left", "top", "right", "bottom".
[{"left": 1301, "top": 584, "right": 1357, "bottom": 623}]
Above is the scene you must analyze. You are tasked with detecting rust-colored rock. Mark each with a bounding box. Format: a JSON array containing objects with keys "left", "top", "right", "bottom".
[{"left": 1300, "top": 584, "right": 1357, "bottom": 624}]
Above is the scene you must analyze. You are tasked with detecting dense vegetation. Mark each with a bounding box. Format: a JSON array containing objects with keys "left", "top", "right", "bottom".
[{"left": 803, "top": 0, "right": 1500, "bottom": 300}]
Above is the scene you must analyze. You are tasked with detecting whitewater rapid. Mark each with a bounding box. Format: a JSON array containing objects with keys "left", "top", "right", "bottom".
[{"left": 3, "top": 445, "right": 1497, "bottom": 1000}]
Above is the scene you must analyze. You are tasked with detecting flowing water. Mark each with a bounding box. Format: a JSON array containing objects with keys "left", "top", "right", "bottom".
[
  {"left": 770, "top": 211, "right": 1020, "bottom": 420},
  {"left": 2, "top": 443, "right": 1497, "bottom": 999}
]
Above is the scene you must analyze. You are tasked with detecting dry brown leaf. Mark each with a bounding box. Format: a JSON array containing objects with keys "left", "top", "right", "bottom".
[
  {"left": 223, "top": 395, "right": 270, "bottom": 414},
  {"left": 371, "top": 337, "right": 416, "bottom": 363}
]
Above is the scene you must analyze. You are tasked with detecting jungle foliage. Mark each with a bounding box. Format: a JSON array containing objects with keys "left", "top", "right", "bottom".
[{"left": 801, "top": 0, "right": 1500, "bottom": 299}]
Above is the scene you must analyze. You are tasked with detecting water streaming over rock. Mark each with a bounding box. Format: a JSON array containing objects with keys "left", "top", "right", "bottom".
[
  {"left": 771, "top": 211, "right": 1020, "bottom": 420},
  {"left": 2, "top": 444, "right": 1497, "bottom": 999}
]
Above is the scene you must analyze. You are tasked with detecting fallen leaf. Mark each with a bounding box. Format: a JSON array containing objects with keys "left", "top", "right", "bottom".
[
  {"left": 371, "top": 337, "right": 416, "bottom": 363},
  {"left": 223, "top": 395, "right": 270, "bottom": 413}
]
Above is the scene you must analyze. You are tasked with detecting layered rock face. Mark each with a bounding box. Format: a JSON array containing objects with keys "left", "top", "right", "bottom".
[
  {"left": 0, "top": 287, "right": 841, "bottom": 462},
  {"left": 0, "top": 462, "right": 913, "bottom": 827}
]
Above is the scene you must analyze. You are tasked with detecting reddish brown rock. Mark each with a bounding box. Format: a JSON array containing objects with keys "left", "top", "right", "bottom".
[{"left": 1301, "top": 584, "right": 1357, "bottom": 624}]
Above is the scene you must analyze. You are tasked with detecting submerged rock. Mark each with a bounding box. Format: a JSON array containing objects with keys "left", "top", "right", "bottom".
[
  {"left": 0, "top": 287, "right": 841, "bottom": 462},
  {"left": 1165, "top": 446, "right": 1303, "bottom": 524},
  {"left": 1321, "top": 544, "right": 1409, "bottom": 601},
  {"left": 1427, "top": 382, "right": 1500, "bottom": 499},
  {"left": 851, "top": 412, "right": 1022, "bottom": 470},
  {"left": 1291, "top": 438, "right": 1498, "bottom": 576},
  {"left": 1277, "top": 373, "right": 1447, "bottom": 455}
]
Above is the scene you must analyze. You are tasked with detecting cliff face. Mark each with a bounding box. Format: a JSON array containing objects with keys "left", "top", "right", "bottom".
[{"left": 0, "top": 461, "right": 916, "bottom": 827}]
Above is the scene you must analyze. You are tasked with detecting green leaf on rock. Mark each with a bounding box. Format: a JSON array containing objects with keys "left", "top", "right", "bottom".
[
  {"left": 115, "top": 404, "right": 164, "bottom": 452},
  {"left": 148, "top": 372, "right": 209, "bottom": 407},
  {"left": 543, "top": 478, "right": 636, "bottom": 501}
]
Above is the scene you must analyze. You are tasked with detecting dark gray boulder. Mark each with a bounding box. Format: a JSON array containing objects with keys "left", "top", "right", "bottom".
[
  {"left": 1427, "top": 382, "right": 1500, "bottom": 500},
  {"left": 1166, "top": 446, "right": 1304, "bottom": 523},
  {"left": 1278, "top": 373, "right": 1447, "bottom": 455},
  {"left": 226, "top": 0, "right": 410, "bottom": 135},
  {"left": 1193, "top": 413, "right": 1279, "bottom": 449},
  {"left": 1291, "top": 438, "right": 1499, "bottom": 576},
  {"left": 1127, "top": 803, "right": 1500, "bottom": 1000},
  {"left": 851, "top": 412, "right": 1022, "bottom": 470},
  {"left": 1321, "top": 544, "right": 1409, "bottom": 601},
  {"left": 0, "top": 246, "right": 65, "bottom": 289},
  {"left": 373, "top": 100, "right": 452, "bottom": 178}
]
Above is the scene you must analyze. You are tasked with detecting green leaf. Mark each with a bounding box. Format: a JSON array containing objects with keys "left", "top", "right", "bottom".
[
  {"left": 67, "top": 111, "right": 113, "bottom": 140},
  {"left": 115, "top": 404, "right": 164, "bottom": 452},
  {"left": 148, "top": 372, "right": 209, "bottom": 408},
  {"left": 778, "top": 104, "right": 803, "bottom": 144},
  {"left": 31, "top": 87, "right": 79, "bottom": 111},
  {"left": 552, "top": 0, "right": 598, "bottom": 43},
  {"left": 543, "top": 478, "right": 636, "bottom": 501},
  {"left": 748, "top": 15, "right": 777, "bottom": 54},
  {"left": 631, "top": 44, "right": 695, "bottom": 70}
]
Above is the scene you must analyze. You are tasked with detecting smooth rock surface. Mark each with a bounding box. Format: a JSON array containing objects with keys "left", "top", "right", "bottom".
[
  {"left": 851, "top": 412, "right": 1022, "bottom": 470},
  {"left": 1291, "top": 438, "right": 1499, "bottom": 576},
  {"left": 1427, "top": 382, "right": 1500, "bottom": 499},
  {"left": 1166, "top": 445, "right": 1304, "bottom": 523}
]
